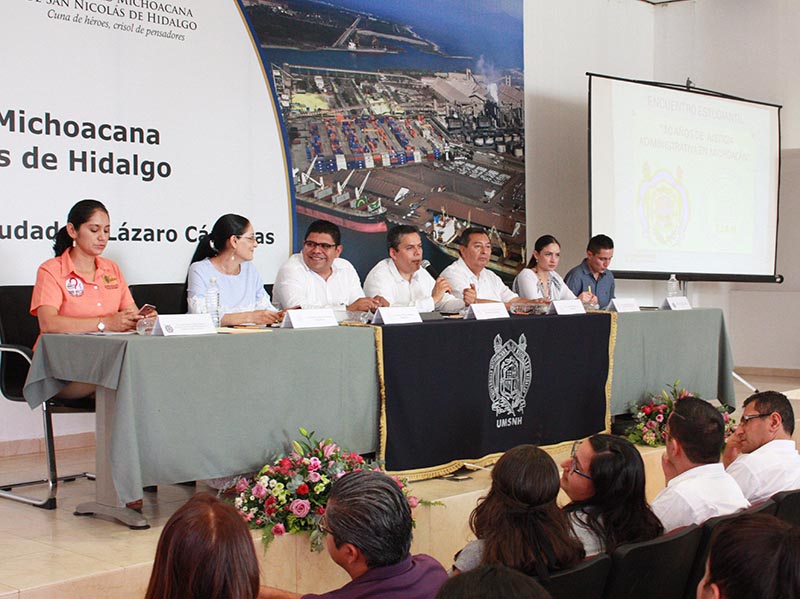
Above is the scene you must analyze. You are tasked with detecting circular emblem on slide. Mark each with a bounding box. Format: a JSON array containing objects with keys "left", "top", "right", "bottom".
[
  {"left": 488, "top": 333, "right": 532, "bottom": 420},
  {"left": 65, "top": 277, "right": 84, "bottom": 297},
  {"left": 637, "top": 167, "right": 689, "bottom": 247}
]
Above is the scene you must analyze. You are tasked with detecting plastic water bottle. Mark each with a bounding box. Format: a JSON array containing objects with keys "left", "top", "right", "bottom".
[
  {"left": 206, "top": 276, "right": 220, "bottom": 327},
  {"left": 667, "top": 274, "right": 680, "bottom": 297}
]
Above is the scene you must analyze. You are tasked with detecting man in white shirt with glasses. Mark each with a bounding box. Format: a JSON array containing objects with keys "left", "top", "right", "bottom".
[
  {"left": 273, "top": 219, "right": 388, "bottom": 312},
  {"left": 723, "top": 390, "right": 800, "bottom": 503}
]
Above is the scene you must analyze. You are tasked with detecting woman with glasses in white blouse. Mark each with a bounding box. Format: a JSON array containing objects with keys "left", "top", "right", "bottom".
[{"left": 187, "top": 213, "right": 281, "bottom": 326}]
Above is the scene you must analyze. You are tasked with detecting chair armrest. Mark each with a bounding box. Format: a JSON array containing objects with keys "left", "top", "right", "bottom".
[{"left": 0, "top": 343, "right": 34, "bottom": 365}]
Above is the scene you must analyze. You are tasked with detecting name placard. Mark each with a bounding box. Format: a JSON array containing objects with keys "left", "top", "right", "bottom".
[
  {"left": 281, "top": 308, "right": 339, "bottom": 329},
  {"left": 661, "top": 296, "right": 692, "bottom": 311},
  {"left": 609, "top": 298, "right": 641, "bottom": 313},
  {"left": 152, "top": 314, "right": 216, "bottom": 336},
  {"left": 465, "top": 302, "right": 509, "bottom": 320},
  {"left": 548, "top": 299, "right": 586, "bottom": 315},
  {"left": 372, "top": 306, "right": 423, "bottom": 325}
]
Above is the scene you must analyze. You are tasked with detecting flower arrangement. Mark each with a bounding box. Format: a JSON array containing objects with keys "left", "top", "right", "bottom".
[
  {"left": 626, "top": 380, "right": 736, "bottom": 447},
  {"left": 233, "top": 428, "right": 421, "bottom": 551}
]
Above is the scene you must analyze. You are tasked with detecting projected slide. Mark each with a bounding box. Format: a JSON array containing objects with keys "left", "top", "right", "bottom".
[
  {"left": 590, "top": 75, "right": 779, "bottom": 279},
  {"left": 0, "top": 1, "right": 292, "bottom": 285}
]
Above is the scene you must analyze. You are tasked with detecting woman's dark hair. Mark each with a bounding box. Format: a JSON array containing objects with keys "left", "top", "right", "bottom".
[
  {"left": 190, "top": 214, "right": 250, "bottom": 264},
  {"left": 704, "top": 513, "right": 800, "bottom": 599},
  {"left": 563, "top": 434, "right": 663, "bottom": 553},
  {"left": 525, "top": 235, "right": 560, "bottom": 269},
  {"left": 53, "top": 199, "right": 109, "bottom": 256},
  {"left": 436, "top": 564, "right": 553, "bottom": 599},
  {"left": 470, "top": 444, "right": 584, "bottom": 579},
  {"left": 144, "top": 493, "right": 260, "bottom": 599}
]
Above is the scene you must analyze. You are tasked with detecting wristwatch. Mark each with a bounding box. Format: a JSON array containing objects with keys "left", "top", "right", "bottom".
[{"left": 97, "top": 318, "right": 105, "bottom": 332}]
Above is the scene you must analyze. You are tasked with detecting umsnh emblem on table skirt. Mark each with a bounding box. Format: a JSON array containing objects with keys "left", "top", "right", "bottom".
[{"left": 488, "top": 333, "right": 532, "bottom": 428}]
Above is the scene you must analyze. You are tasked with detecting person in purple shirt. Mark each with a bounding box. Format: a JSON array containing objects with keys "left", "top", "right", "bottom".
[{"left": 260, "top": 470, "right": 448, "bottom": 599}]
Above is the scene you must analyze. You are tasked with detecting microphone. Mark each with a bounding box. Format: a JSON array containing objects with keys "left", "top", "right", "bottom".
[{"left": 421, "top": 259, "right": 440, "bottom": 279}]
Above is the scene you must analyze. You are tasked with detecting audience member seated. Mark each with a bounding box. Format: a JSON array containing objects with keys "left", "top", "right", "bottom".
[
  {"left": 564, "top": 234, "right": 615, "bottom": 309},
  {"left": 436, "top": 564, "right": 552, "bottom": 599},
  {"left": 260, "top": 470, "right": 447, "bottom": 599},
  {"left": 651, "top": 397, "right": 749, "bottom": 532},
  {"left": 31, "top": 199, "right": 153, "bottom": 398},
  {"left": 145, "top": 493, "right": 260, "bottom": 599},
  {"left": 560, "top": 435, "right": 663, "bottom": 555},
  {"left": 187, "top": 213, "right": 281, "bottom": 326},
  {"left": 513, "top": 235, "right": 595, "bottom": 304},
  {"left": 442, "top": 227, "right": 536, "bottom": 310},
  {"left": 696, "top": 513, "right": 800, "bottom": 599},
  {"left": 364, "top": 224, "right": 463, "bottom": 313},
  {"left": 452, "top": 445, "right": 584, "bottom": 578},
  {"left": 723, "top": 390, "right": 800, "bottom": 503},
  {"left": 272, "top": 219, "right": 388, "bottom": 312}
]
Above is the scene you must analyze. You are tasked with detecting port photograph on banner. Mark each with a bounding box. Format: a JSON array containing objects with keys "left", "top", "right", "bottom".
[
  {"left": 246, "top": 0, "right": 525, "bottom": 280},
  {"left": 0, "top": 0, "right": 292, "bottom": 285}
]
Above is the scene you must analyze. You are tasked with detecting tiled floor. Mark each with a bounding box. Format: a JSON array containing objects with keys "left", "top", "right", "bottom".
[{"left": 0, "top": 375, "right": 797, "bottom": 598}]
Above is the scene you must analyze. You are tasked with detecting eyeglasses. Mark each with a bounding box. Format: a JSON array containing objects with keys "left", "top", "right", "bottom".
[
  {"left": 569, "top": 441, "right": 592, "bottom": 481},
  {"left": 317, "top": 518, "right": 332, "bottom": 535},
  {"left": 237, "top": 235, "right": 257, "bottom": 243},
  {"left": 741, "top": 412, "right": 773, "bottom": 425},
  {"left": 304, "top": 240, "right": 337, "bottom": 251}
]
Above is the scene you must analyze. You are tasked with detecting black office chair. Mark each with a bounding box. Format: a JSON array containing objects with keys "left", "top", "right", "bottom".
[
  {"left": 129, "top": 282, "right": 187, "bottom": 315},
  {"left": 603, "top": 524, "right": 702, "bottom": 599},
  {"left": 0, "top": 285, "right": 95, "bottom": 509},
  {"left": 772, "top": 488, "right": 800, "bottom": 526},
  {"left": 542, "top": 553, "right": 611, "bottom": 599},
  {"left": 682, "top": 500, "right": 776, "bottom": 599}
]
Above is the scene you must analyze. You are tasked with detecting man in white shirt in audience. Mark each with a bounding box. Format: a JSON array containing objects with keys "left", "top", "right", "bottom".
[
  {"left": 273, "top": 219, "right": 388, "bottom": 312},
  {"left": 441, "top": 227, "right": 531, "bottom": 309},
  {"left": 723, "top": 390, "right": 800, "bottom": 503},
  {"left": 364, "top": 225, "right": 464, "bottom": 313},
  {"left": 651, "top": 397, "right": 749, "bottom": 532}
]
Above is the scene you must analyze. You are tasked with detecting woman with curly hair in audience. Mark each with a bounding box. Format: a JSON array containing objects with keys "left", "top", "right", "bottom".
[
  {"left": 452, "top": 444, "right": 584, "bottom": 580},
  {"left": 560, "top": 434, "right": 663, "bottom": 555}
]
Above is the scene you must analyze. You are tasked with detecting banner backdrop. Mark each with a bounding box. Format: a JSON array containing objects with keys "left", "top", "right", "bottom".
[{"left": 0, "top": 0, "right": 292, "bottom": 285}]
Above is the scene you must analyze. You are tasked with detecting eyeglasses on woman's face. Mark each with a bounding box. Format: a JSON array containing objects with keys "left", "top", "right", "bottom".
[{"left": 569, "top": 440, "right": 592, "bottom": 481}]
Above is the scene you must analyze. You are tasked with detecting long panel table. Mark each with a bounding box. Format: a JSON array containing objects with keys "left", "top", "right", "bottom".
[
  {"left": 24, "top": 327, "right": 379, "bottom": 527},
  {"left": 22, "top": 307, "right": 734, "bottom": 526}
]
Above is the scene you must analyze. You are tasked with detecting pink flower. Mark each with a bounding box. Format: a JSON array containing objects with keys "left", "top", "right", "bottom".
[
  {"left": 290, "top": 499, "right": 311, "bottom": 518},
  {"left": 309, "top": 471, "right": 321, "bottom": 483},
  {"left": 336, "top": 471, "right": 347, "bottom": 479},
  {"left": 272, "top": 523, "right": 286, "bottom": 536},
  {"left": 408, "top": 496, "right": 420, "bottom": 508},
  {"left": 655, "top": 414, "right": 664, "bottom": 422},
  {"left": 252, "top": 483, "right": 267, "bottom": 499},
  {"left": 323, "top": 443, "right": 338, "bottom": 458},
  {"left": 236, "top": 478, "right": 250, "bottom": 494},
  {"left": 308, "top": 457, "right": 321, "bottom": 471}
]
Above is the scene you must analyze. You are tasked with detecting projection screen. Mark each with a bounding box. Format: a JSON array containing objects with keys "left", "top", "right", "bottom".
[{"left": 589, "top": 73, "right": 781, "bottom": 282}]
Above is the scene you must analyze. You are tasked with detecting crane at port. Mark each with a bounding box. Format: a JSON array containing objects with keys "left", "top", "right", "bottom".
[
  {"left": 355, "top": 170, "right": 371, "bottom": 199},
  {"left": 336, "top": 170, "right": 355, "bottom": 195},
  {"left": 300, "top": 156, "right": 324, "bottom": 188}
]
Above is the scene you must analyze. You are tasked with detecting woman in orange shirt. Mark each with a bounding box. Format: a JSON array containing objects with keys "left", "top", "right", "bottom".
[{"left": 30, "top": 199, "right": 152, "bottom": 398}]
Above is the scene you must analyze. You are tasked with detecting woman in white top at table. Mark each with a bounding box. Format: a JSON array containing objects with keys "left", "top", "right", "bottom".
[
  {"left": 513, "top": 235, "right": 596, "bottom": 303},
  {"left": 187, "top": 214, "right": 281, "bottom": 326}
]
